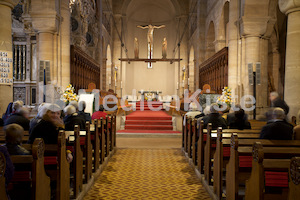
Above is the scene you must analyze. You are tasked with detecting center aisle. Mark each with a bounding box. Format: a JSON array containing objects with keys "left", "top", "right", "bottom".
[{"left": 84, "top": 148, "right": 211, "bottom": 199}]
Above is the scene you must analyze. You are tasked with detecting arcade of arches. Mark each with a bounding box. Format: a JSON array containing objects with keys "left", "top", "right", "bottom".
[{"left": 0, "top": 0, "right": 300, "bottom": 199}]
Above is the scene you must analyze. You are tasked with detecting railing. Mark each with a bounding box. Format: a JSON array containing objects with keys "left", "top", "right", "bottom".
[
  {"left": 70, "top": 45, "right": 100, "bottom": 92},
  {"left": 199, "top": 47, "right": 228, "bottom": 94},
  {"left": 13, "top": 44, "right": 26, "bottom": 81}
]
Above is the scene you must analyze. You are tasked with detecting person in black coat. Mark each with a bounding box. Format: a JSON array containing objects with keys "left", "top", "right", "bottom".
[
  {"left": 4, "top": 107, "right": 30, "bottom": 130},
  {"left": 28, "top": 104, "right": 64, "bottom": 144},
  {"left": 63, "top": 105, "right": 86, "bottom": 131},
  {"left": 78, "top": 101, "right": 92, "bottom": 122},
  {"left": 270, "top": 91, "right": 289, "bottom": 115},
  {"left": 228, "top": 108, "right": 251, "bottom": 130},
  {"left": 260, "top": 108, "right": 293, "bottom": 140},
  {"left": 202, "top": 103, "right": 227, "bottom": 129},
  {"left": 3, "top": 124, "right": 30, "bottom": 155}
]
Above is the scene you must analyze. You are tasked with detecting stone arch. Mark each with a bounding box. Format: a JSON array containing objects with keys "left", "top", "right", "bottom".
[
  {"left": 205, "top": 21, "right": 215, "bottom": 60},
  {"left": 106, "top": 44, "right": 112, "bottom": 90},
  {"left": 217, "top": 1, "right": 229, "bottom": 50},
  {"left": 189, "top": 46, "right": 195, "bottom": 92}
]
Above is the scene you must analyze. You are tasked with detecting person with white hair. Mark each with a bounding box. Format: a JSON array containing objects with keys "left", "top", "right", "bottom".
[
  {"left": 29, "top": 103, "right": 50, "bottom": 133},
  {"left": 4, "top": 107, "right": 30, "bottom": 130},
  {"left": 28, "top": 104, "right": 64, "bottom": 144},
  {"left": 260, "top": 108, "right": 293, "bottom": 140},
  {"left": 269, "top": 91, "right": 289, "bottom": 115},
  {"left": 202, "top": 103, "right": 227, "bottom": 130},
  {"left": 69, "top": 101, "right": 79, "bottom": 112},
  {"left": 63, "top": 105, "right": 85, "bottom": 131},
  {"left": 183, "top": 102, "right": 203, "bottom": 126}
]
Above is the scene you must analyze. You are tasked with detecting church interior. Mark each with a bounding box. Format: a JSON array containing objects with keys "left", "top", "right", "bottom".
[{"left": 1, "top": 0, "right": 300, "bottom": 199}]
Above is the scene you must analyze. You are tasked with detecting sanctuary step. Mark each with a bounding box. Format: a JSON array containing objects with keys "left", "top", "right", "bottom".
[
  {"left": 135, "top": 101, "right": 164, "bottom": 111},
  {"left": 124, "top": 110, "right": 173, "bottom": 131}
]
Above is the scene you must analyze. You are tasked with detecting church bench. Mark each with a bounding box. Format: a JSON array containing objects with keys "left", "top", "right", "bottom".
[
  {"left": 213, "top": 133, "right": 300, "bottom": 199},
  {"left": 194, "top": 121, "right": 260, "bottom": 177},
  {"left": 225, "top": 139, "right": 300, "bottom": 200},
  {"left": 204, "top": 127, "right": 260, "bottom": 186},
  {"left": 249, "top": 120, "right": 266, "bottom": 130},
  {"left": 245, "top": 143, "right": 300, "bottom": 200},
  {"left": 288, "top": 157, "right": 300, "bottom": 200},
  {"left": 6, "top": 138, "right": 51, "bottom": 200},
  {"left": 0, "top": 152, "right": 7, "bottom": 200}
]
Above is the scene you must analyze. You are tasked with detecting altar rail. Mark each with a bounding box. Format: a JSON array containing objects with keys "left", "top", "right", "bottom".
[
  {"left": 199, "top": 47, "right": 228, "bottom": 94},
  {"left": 70, "top": 45, "right": 100, "bottom": 92}
]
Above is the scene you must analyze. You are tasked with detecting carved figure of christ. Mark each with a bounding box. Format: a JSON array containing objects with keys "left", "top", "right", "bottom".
[{"left": 137, "top": 24, "right": 165, "bottom": 60}]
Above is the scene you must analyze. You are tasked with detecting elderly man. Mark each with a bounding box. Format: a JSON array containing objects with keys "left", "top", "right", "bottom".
[
  {"left": 260, "top": 108, "right": 293, "bottom": 140},
  {"left": 269, "top": 91, "right": 289, "bottom": 115},
  {"left": 63, "top": 105, "right": 85, "bottom": 131},
  {"left": 4, "top": 107, "right": 30, "bottom": 130},
  {"left": 202, "top": 103, "right": 227, "bottom": 130}
]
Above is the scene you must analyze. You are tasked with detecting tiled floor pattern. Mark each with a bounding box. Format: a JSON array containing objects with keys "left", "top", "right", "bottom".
[{"left": 84, "top": 149, "right": 211, "bottom": 200}]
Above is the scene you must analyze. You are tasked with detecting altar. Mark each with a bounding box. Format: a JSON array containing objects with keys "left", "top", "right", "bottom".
[{"left": 138, "top": 90, "right": 162, "bottom": 101}]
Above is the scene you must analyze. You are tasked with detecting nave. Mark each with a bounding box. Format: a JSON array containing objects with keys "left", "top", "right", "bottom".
[{"left": 84, "top": 147, "right": 211, "bottom": 200}]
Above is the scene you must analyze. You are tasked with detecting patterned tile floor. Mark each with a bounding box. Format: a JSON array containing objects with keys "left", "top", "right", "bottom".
[{"left": 84, "top": 149, "right": 211, "bottom": 200}]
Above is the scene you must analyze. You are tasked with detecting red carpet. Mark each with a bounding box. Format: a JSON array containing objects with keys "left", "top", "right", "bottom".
[{"left": 122, "top": 101, "right": 177, "bottom": 133}]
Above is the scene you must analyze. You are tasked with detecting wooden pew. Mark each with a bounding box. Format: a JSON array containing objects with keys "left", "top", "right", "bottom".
[
  {"left": 203, "top": 126, "right": 260, "bottom": 185},
  {"left": 84, "top": 122, "right": 93, "bottom": 183},
  {"left": 0, "top": 152, "right": 6, "bottom": 200},
  {"left": 183, "top": 115, "right": 189, "bottom": 153},
  {"left": 187, "top": 117, "right": 193, "bottom": 157},
  {"left": 288, "top": 157, "right": 300, "bottom": 200},
  {"left": 104, "top": 116, "right": 110, "bottom": 157},
  {"left": 8, "top": 138, "right": 51, "bottom": 200},
  {"left": 245, "top": 142, "right": 300, "bottom": 200},
  {"left": 226, "top": 137, "right": 300, "bottom": 200},
  {"left": 249, "top": 120, "right": 266, "bottom": 130},
  {"left": 197, "top": 120, "right": 205, "bottom": 174},
  {"left": 92, "top": 119, "right": 100, "bottom": 172},
  {"left": 73, "top": 125, "right": 83, "bottom": 198},
  {"left": 214, "top": 133, "right": 300, "bottom": 199}
]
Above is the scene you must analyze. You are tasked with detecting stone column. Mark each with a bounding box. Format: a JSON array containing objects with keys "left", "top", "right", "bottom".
[
  {"left": 227, "top": 0, "right": 239, "bottom": 99},
  {"left": 60, "top": 0, "right": 71, "bottom": 88},
  {"left": 279, "top": 0, "right": 300, "bottom": 119},
  {"left": 0, "top": 0, "right": 18, "bottom": 114},
  {"left": 30, "top": 0, "right": 59, "bottom": 103}
]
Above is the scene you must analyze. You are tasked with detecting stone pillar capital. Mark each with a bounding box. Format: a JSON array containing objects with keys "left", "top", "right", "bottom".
[
  {"left": 279, "top": 0, "right": 300, "bottom": 15},
  {"left": 239, "top": 16, "right": 269, "bottom": 37},
  {"left": 31, "top": 14, "right": 59, "bottom": 34},
  {"left": 0, "top": 0, "right": 18, "bottom": 9}
]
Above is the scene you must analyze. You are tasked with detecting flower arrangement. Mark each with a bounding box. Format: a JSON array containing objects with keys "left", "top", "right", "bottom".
[
  {"left": 217, "top": 87, "right": 233, "bottom": 107},
  {"left": 60, "top": 84, "right": 78, "bottom": 104}
]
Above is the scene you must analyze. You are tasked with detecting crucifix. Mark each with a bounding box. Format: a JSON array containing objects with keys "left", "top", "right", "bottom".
[{"left": 137, "top": 24, "right": 165, "bottom": 68}]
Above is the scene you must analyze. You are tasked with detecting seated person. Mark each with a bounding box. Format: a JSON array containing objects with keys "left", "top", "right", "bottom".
[
  {"left": 218, "top": 104, "right": 230, "bottom": 121},
  {"left": 28, "top": 104, "right": 64, "bottom": 144},
  {"left": 0, "top": 146, "right": 14, "bottom": 190},
  {"left": 202, "top": 103, "right": 227, "bottom": 129},
  {"left": 227, "top": 104, "right": 248, "bottom": 125},
  {"left": 185, "top": 102, "right": 203, "bottom": 119},
  {"left": 4, "top": 124, "right": 30, "bottom": 155},
  {"left": 28, "top": 104, "right": 73, "bottom": 163},
  {"left": 69, "top": 100, "right": 79, "bottom": 112},
  {"left": 228, "top": 108, "right": 251, "bottom": 130},
  {"left": 2, "top": 102, "right": 13, "bottom": 122},
  {"left": 63, "top": 105, "right": 86, "bottom": 131},
  {"left": 29, "top": 103, "right": 50, "bottom": 134},
  {"left": 4, "top": 107, "right": 30, "bottom": 130},
  {"left": 293, "top": 110, "right": 300, "bottom": 140},
  {"left": 260, "top": 108, "right": 293, "bottom": 140},
  {"left": 78, "top": 101, "right": 92, "bottom": 122},
  {"left": 92, "top": 105, "right": 107, "bottom": 120}
]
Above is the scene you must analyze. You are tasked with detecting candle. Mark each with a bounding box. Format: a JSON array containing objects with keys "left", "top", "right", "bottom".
[{"left": 177, "top": 82, "right": 179, "bottom": 90}]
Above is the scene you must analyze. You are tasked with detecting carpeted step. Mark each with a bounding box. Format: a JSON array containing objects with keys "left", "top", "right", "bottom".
[
  {"left": 125, "top": 125, "right": 173, "bottom": 130},
  {"left": 125, "top": 120, "right": 172, "bottom": 125},
  {"left": 117, "top": 130, "right": 181, "bottom": 133},
  {"left": 126, "top": 116, "right": 171, "bottom": 120}
]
